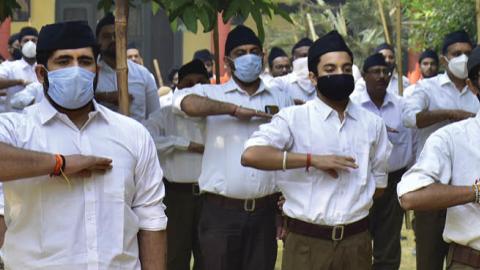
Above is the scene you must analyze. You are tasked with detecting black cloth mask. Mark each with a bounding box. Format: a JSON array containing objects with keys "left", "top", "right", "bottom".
[{"left": 316, "top": 74, "right": 355, "bottom": 101}]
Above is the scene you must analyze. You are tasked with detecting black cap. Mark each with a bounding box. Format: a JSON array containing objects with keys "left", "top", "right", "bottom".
[
  {"left": 467, "top": 46, "right": 480, "bottom": 80},
  {"left": 363, "top": 53, "right": 387, "bottom": 72},
  {"left": 374, "top": 43, "right": 395, "bottom": 54},
  {"left": 442, "top": 30, "right": 471, "bottom": 54},
  {"left": 193, "top": 49, "right": 213, "bottom": 62},
  {"left": 418, "top": 49, "right": 438, "bottom": 64},
  {"left": 127, "top": 42, "right": 137, "bottom": 50},
  {"left": 96, "top": 12, "right": 115, "bottom": 37},
  {"left": 308, "top": 31, "right": 353, "bottom": 73},
  {"left": 37, "top": 21, "right": 96, "bottom": 52},
  {"left": 225, "top": 25, "right": 262, "bottom": 56},
  {"left": 291, "top": 37, "right": 313, "bottom": 55},
  {"left": 18, "top": 26, "right": 38, "bottom": 42},
  {"left": 178, "top": 59, "right": 209, "bottom": 82},
  {"left": 268, "top": 47, "right": 288, "bottom": 67}
]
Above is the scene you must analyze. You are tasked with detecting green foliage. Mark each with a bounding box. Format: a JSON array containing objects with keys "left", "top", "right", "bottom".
[
  {"left": 402, "top": 0, "right": 477, "bottom": 51},
  {"left": 0, "top": 0, "right": 21, "bottom": 22}
]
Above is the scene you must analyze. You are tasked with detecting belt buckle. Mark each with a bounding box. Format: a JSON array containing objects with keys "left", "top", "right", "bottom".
[
  {"left": 331, "top": 225, "right": 344, "bottom": 241},
  {"left": 244, "top": 199, "right": 256, "bottom": 212},
  {"left": 192, "top": 184, "right": 200, "bottom": 196}
]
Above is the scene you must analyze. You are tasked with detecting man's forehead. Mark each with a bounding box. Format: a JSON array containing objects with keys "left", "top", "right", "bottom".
[
  {"left": 231, "top": 44, "right": 261, "bottom": 52},
  {"left": 447, "top": 42, "right": 472, "bottom": 53},
  {"left": 51, "top": 47, "right": 95, "bottom": 58},
  {"left": 319, "top": 51, "right": 352, "bottom": 65},
  {"left": 99, "top": 24, "right": 115, "bottom": 34}
]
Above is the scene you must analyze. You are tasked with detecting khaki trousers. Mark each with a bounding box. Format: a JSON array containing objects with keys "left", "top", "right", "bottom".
[{"left": 282, "top": 230, "right": 372, "bottom": 270}]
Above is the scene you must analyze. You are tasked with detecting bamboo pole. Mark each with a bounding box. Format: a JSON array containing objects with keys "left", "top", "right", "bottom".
[
  {"left": 115, "top": 0, "right": 130, "bottom": 116},
  {"left": 306, "top": 13, "right": 318, "bottom": 40},
  {"left": 477, "top": 0, "right": 480, "bottom": 44},
  {"left": 395, "top": 0, "right": 404, "bottom": 97},
  {"left": 153, "top": 59, "right": 164, "bottom": 87},
  {"left": 376, "top": 0, "right": 391, "bottom": 44},
  {"left": 213, "top": 16, "right": 221, "bottom": 85}
]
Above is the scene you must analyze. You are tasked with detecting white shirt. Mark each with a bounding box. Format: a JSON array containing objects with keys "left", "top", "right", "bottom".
[
  {"left": 144, "top": 105, "right": 204, "bottom": 183},
  {"left": 0, "top": 58, "right": 38, "bottom": 112},
  {"left": 10, "top": 81, "right": 44, "bottom": 110},
  {"left": 173, "top": 78, "right": 294, "bottom": 199},
  {"left": 351, "top": 90, "right": 414, "bottom": 172},
  {"left": 269, "top": 72, "right": 316, "bottom": 103},
  {"left": 96, "top": 59, "right": 160, "bottom": 122},
  {"left": 244, "top": 98, "right": 391, "bottom": 225},
  {"left": 397, "top": 113, "right": 480, "bottom": 250},
  {"left": 402, "top": 72, "right": 480, "bottom": 158},
  {"left": 0, "top": 99, "right": 167, "bottom": 270},
  {"left": 159, "top": 90, "right": 173, "bottom": 108}
]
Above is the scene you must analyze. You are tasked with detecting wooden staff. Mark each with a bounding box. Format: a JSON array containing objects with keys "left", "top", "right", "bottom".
[
  {"left": 395, "top": 0, "right": 404, "bottom": 97},
  {"left": 213, "top": 16, "right": 221, "bottom": 85},
  {"left": 306, "top": 13, "right": 318, "bottom": 40},
  {"left": 153, "top": 59, "right": 164, "bottom": 87},
  {"left": 376, "top": 0, "right": 391, "bottom": 44},
  {"left": 115, "top": 0, "right": 130, "bottom": 116}
]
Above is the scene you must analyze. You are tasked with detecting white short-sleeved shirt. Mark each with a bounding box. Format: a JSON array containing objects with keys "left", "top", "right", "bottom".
[
  {"left": 0, "top": 58, "right": 38, "bottom": 112},
  {"left": 402, "top": 72, "right": 480, "bottom": 157},
  {"left": 173, "top": 78, "right": 294, "bottom": 199},
  {"left": 245, "top": 97, "right": 391, "bottom": 225},
  {"left": 398, "top": 112, "right": 480, "bottom": 250},
  {"left": 0, "top": 99, "right": 167, "bottom": 269},
  {"left": 351, "top": 90, "right": 414, "bottom": 172},
  {"left": 144, "top": 105, "right": 205, "bottom": 183},
  {"left": 96, "top": 59, "right": 160, "bottom": 122}
]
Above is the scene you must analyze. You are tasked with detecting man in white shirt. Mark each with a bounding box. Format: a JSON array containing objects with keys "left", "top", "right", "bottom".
[
  {"left": 397, "top": 48, "right": 480, "bottom": 267},
  {"left": 242, "top": 31, "right": 391, "bottom": 270},
  {"left": 0, "top": 21, "right": 167, "bottom": 269},
  {"left": 127, "top": 42, "right": 144, "bottom": 66},
  {"left": 260, "top": 47, "right": 291, "bottom": 87},
  {"left": 145, "top": 59, "right": 209, "bottom": 270},
  {"left": 375, "top": 43, "right": 410, "bottom": 96},
  {"left": 172, "top": 25, "right": 293, "bottom": 270},
  {"left": 351, "top": 53, "right": 414, "bottom": 270},
  {"left": 269, "top": 38, "right": 315, "bottom": 105},
  {"left": 404, "top": 49, "right": 439, "bottom": 97},
  {"left": 402, "top": 30, "right": 479, "bottom": 270},
  {"left": 94, "top": 13, "right": 160, "bottom": 122},
  {"left": 0, "top": 26, "right": 39, "bottom": 112}
]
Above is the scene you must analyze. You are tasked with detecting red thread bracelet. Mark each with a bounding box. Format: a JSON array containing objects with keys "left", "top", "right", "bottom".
[
  {"left": 306, "top": 153, "right": 312, "bottom": 172},
  {"left": 50, "top": 154, "right": 63, "bottom": 177}
]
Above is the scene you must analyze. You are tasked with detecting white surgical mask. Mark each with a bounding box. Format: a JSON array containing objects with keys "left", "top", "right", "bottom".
[
  {"left": 292, "top": 57, "right": 309, "bottom": 79},
  {"left": 232, "top": 54, "right": 263, "bottom": 83},
  {"left": 21, "top": 41, "right": 36, "bottom": 58},
  {"left": 446, "top": 54, "right": 469, "bottom": 79},
  {"left": 47, "top": 66, "right": 95, "bottom": 110}
]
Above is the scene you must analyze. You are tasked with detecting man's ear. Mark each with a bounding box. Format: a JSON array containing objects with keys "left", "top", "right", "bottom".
[
  {"left": 440, "top": 54, "right": 448, "bottom": 68},
  {"left": 308, "top": 71, "right": 317, "bottom": 86},
  {"left": 35, "top": 65, "right": 47, "bottom": 84},
  {"left": 466, "top": 78, "right": 480, "bottom": 96}
]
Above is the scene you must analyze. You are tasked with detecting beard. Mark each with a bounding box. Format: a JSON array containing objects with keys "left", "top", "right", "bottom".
[{"left": 101, "top": 43, "right": 116, "bottom": 58}]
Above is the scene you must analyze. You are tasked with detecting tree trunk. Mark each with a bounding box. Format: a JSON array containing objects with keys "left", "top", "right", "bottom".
[{"left": 115, "top": 0, "right": 130, "bottom": 116}]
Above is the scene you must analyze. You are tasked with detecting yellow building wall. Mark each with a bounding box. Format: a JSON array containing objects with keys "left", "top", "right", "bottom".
[
  {"left": 11, "top": 0, "right": 55, "bottom": 34},
  {"left": 182, "top": 23, "right": 211, "bottom": 64}
]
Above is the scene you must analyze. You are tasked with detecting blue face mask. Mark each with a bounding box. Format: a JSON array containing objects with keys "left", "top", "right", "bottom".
[
  {"left": 232, "top": 54, "right": 263, "bottom": 83},
  {"left": 47, "top": 66, "right": 95, "bottom": 110}
]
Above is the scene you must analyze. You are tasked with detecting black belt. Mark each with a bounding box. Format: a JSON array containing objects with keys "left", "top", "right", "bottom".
[
  {"left": 287, "top": 217, "right": 369, "bottom": 241},
  {"left": 203, "top": 193, "right": 278, "bottom": 212},
  {"left": 450, "top": 243, "right": 480, "bottom": 268},
  {"left": 163, "top": 178, "right": 200, "bottom": 195}
]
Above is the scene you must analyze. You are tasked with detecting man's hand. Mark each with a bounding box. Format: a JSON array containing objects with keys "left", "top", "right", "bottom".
[
  {"left": 0, "top": 90, "right": 6, "bottom": 97},
  {"left": 63, "top": 155, "right": 112, "bottom": 177},
  {"left": 311, "top": 155, "right": 358, "bottom": 178},
  {"left": 293, "top": 99, "right": 305, "bottom": 105},
  {"left": 187, "top": 142, "right": 204, "bottom": 154},
  {"left": 232, "top": 106, "right": 272, "bottom": 121},
  {"left": 448, "top": 110, "right": 475, "bottom": 122}
]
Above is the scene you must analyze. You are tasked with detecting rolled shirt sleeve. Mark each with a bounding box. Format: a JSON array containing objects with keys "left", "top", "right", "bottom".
[
  {"left": 133, "top": 127, "right": 167, "bottom": 231},
  {"left": 402, "top": 86, "right": 429, "bottom": 128},
  {"left": 397, "top": 128, "right": 453, "bottom": 198},
  {"left": 371, "top": 118, "right": 392, "bottom": 188},
  {"left": 244, "top": 110, "right": 294, "bottom": 151}
]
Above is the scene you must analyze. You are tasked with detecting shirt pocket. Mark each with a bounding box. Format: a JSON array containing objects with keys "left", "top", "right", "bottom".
[{"left": 103, "top": 157, "right": 135, "bottom": 204}]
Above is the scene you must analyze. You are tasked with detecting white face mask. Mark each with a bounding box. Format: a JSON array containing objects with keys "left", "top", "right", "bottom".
[
  {"left": 292, "top": 57, "right": 309, "bottom": 79},
  {"left": 21, "top": 41, "right": 37, "bottom": 59},
  {"left": 47, "top": 66, "right": 95, "bottom": 110},
  {"left": 446, "top": 54, "right": 468, "bottom": 79}
]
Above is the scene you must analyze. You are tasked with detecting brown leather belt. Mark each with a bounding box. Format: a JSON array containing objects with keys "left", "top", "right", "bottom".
[
  {"left": 450, "top": 243, "right": 480, "bottom": 268},
  {"left": 287, "top": 217, "right": 369, "bottom": 241},
  {"left": 203, "top": 193, "right": 278, "bottom": 212},
  {"left": 163, "top": 178, "right": 200, "bottom": 195}
]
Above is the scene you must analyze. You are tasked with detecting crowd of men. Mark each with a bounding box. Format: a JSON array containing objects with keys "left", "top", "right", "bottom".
[{"left": 0, "top": 12, "right": 479, "bottom": 270}]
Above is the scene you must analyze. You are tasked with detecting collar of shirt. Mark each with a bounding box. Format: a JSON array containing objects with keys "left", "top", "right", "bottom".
[
  {"left": 356, "top": 88, "right": 395, "bottom": 109},
  {"left": 312, "top": 97, "right": 359, "bottom": 122},
  {"left": 223, "top": 77, "right": 271, "bottom": 97},
  {"left": 19, "top": 58, "right": 36, "bottom": 69},
  {"left": 438, "top": 72, "right": 471, "bottom": 94},
  {"left": 38, "top": 98, "right": 110, "bottom": 127}
]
